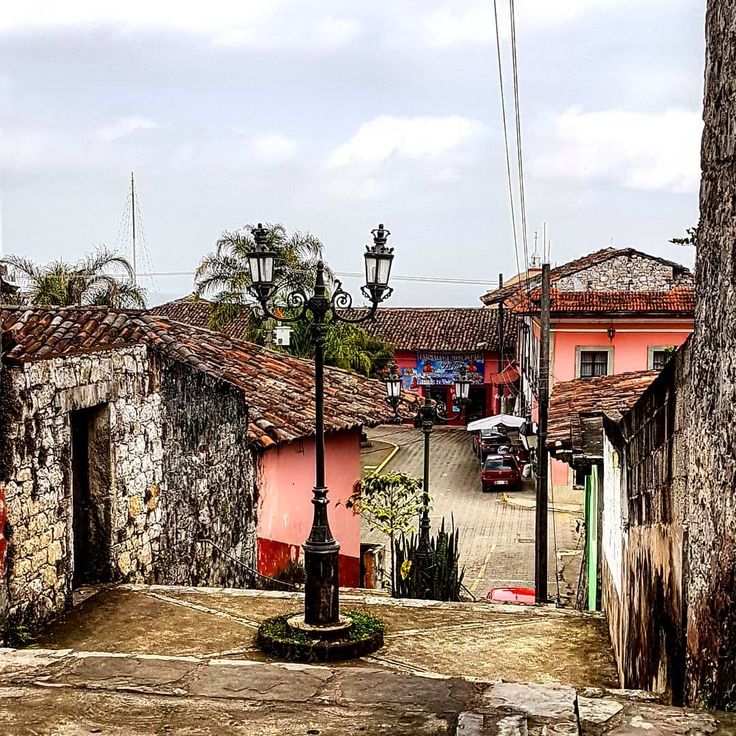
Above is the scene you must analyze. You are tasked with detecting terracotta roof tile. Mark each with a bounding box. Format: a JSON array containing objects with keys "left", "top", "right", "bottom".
[
  {"left": 510, "top": 287, "right": 695, "bottom": 316},
  {"left": 149, "top": 298, "right": 254, "bottom": 339},
  {"left": 548, "top": 370, "right": 659, "bottom": 456},
  {"left": 1, "top": 306, "right": 401, "bottom": 448},
  {"left": 349, "top": 307, "right": 517, "bottom": 353}
]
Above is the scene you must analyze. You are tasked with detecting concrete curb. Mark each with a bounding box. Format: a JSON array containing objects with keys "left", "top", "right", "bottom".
[
  {"left": 368, "top": 442, "right": 399, "bottom": 477},
  {"left": 501, "top": 492, "right": 582, "bottom": 514}
]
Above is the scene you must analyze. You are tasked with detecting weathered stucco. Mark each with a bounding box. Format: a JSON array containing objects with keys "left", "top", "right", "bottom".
[
  {"left": 0, "top": 345, "right": 258, "bottom": 635},
  {"left": 601, "top": 347, "right": 690, "bottom": 704},
  {"left": 256, "top": 432, "right": 361, "bottom": 587}
]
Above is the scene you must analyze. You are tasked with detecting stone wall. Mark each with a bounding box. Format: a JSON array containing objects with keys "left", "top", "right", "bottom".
[
  {"left": 0, "top": 345, "right": 258, "bottom": 636},
  {"left": 555, "top": 254, "right": 693, "bottom": 292},
  {"left": 155, "top": 357, "right": 257, "bottom": 587},
  {"left": 601, "top": 346, "right": 691, "bottom": 704},
  {"left": 685, "top": 0, "right": 736, "bottom": 710}
]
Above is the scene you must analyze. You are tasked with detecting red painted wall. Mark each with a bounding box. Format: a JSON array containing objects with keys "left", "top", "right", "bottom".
[
  {"left": 395, "top": 348, "right": 503, "bottom": 420},
  {"left": 256, "top": 431, "right": 362, "bottom": 587}
]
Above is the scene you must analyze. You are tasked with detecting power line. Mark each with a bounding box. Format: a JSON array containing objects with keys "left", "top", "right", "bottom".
[
  {"left": 509, "top": 0, "right": 531, "bottom": 284},
  {"left": 94, "top": 270, "right": 501, "bottom": 287},
  {"left": 492, "top": 0, "right": 522, "bottom": 283}
]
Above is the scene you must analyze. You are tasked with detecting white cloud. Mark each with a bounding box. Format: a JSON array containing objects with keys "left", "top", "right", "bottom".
[
  {"left": 0, "top": 1, "right": 280, "bottom": 33},
  {"left": 0, "top": 2, "right": 361, "bottom": 51},
  {"left": 329, "top": 115, "right": 482, "bottom": 169},
  {"left": 250, "top": 134, "right": 298, "bottom": 164},
  {"left": 425, "top": 7, "right": 494, "bottom": 48},
  {"left": 323, "top": 115, "right": 482, "bottom": 202},
  {"left": 95, "top": 116, "right": 157, "bottom": 143},
  {"left": 424, "top": 0, "right": 641, "bottom": 47},
  {"left": 0, "top": 127, "right": 57, "bottom": 170},
  {"left": 310, "top": 17, "right": 362, "bottom": 48},
  {"left": 532, "top": 107, "right": 702, "bottom": 194}
]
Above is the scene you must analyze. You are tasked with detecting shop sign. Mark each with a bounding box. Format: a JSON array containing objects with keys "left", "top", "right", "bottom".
[{"left": 401, "top": 352, "right": 484, "bottom": 389}]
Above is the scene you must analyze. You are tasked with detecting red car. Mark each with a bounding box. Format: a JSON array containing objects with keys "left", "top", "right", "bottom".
[
  {"left": 487, "top": 587, "right": 535, "bottom": 605},
  {"left": 474, "top": 429, "right": 507, "bottom": 458},
  {"left": 481, "top": 455, "right": 521, "bottom": 492}
]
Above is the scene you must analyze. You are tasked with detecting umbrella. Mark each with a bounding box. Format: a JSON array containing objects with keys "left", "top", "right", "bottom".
[{"left": 466, "top": 414, "right": 525, "bottom": 432}]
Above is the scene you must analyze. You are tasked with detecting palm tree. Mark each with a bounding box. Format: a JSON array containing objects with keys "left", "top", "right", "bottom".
[
  {"left": 1, "top": 249, "right": 146, "bottom": 308},
  {"left": 285, "top": 318, "right": 395, "bottom": 378},
  {"left": 195, "top": 223, "right": 330, "bottom": 328},
  {"left": 197, "top": 222, "right": 394, "bottom": 377}
]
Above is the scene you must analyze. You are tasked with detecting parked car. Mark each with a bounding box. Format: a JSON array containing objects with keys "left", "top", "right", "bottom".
[
  {"left": 475, "top": 429, "right": 508, "bottom": 458},
  {"left": 487, "top": 586, "right": 535, "bottom": 605},
  {"left": 481, "top": 454, "right": 521, "bottom": 492}
]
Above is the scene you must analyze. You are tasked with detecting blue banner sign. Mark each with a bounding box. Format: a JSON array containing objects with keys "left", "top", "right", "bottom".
[{"left": 402, "top": 352, "right": 485, "bottom": 389}]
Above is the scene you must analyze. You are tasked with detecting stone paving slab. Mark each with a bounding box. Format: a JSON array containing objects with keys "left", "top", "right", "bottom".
[
  {"left": 32, "top": 585, "right": 619, "bottom": 688},
  {"left": 2, "top": 647, "right": 736, "bottom": 735}
]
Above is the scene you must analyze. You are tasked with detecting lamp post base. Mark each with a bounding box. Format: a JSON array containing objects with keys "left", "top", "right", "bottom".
[
  {"left": 302, "top": 539, "right": 341, "bottom": 626},
  {"left": 287, "top": 613, "right": 353, "bottom": 639}
]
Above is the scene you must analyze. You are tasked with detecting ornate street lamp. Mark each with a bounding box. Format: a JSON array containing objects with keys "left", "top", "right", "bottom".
[
  {"left": 385, "top": 362, "right": 472, "bottom": 592},
  {"left": 247, "top": 223, "right": 394, "bottom": 632},
  {"left": 383, "top": 361, "right": 403, "bottom": 411}
]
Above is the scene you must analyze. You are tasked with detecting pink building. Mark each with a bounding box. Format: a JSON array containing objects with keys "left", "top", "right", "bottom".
[
  {"left": 151, "top": 297, "right": 396, "bottom": 587},
  {"left": 356, "top": 308, "right": 519, "bottom": 423},
  {"left": 482, "top": 248, "right": 695, "bottom": 488},
  {"left": 256, "top": 432, "right": 363, "bottom": 587}
]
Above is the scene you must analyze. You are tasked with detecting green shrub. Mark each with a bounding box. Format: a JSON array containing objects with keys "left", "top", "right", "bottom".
[{"left": 393, "top": 517, "right": 465, "bottom": 602}]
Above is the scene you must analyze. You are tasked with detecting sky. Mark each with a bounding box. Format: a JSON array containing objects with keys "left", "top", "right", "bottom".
[{"left": 0, "top": 0, "right": 705, "bottom": 306}]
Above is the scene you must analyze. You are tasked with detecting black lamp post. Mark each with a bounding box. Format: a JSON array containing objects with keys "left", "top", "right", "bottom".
[
  {"left": 384, "top": 362, "right": 471, "bottom": 585},
  {"left": 247, "top": 223, "right": 394, "bottom": 631}
]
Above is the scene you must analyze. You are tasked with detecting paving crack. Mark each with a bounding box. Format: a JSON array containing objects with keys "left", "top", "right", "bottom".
[{"left": 139, "top": 591, "right": 260, "bottom": 629}]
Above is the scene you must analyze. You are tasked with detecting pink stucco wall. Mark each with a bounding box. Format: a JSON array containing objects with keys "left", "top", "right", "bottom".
[
  {"left": 548, "top": 319, "right": 693, "bottom": 487},
  {"left": 257, "top": 430, "right": 362, "bottom": 585},
  {"left": 551, "top": 320, "right": 693, "bottom": 384}
]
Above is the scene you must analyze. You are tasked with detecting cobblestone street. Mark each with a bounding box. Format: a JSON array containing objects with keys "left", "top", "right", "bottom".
[{"left": 362, "top": 425, "right": 584, "bottom": 602}]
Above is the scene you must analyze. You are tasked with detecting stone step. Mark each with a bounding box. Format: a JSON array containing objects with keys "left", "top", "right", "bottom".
[{"left": 457, "top": 711, "right": 535, "bottom": 735}]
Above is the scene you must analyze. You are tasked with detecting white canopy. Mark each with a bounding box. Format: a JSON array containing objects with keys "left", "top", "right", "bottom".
[{"left": 466, "top": 414, "right": 525, "bottom": 432}]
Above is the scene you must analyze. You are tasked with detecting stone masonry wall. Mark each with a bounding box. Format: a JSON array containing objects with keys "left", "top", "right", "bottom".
[
  {"left": 155, "top": 357, "right": 257, "bottom": 587},
  {"left": 1, "top": 346, "right": 157, "bottom": 631},
  {"left": 685, "top": 0, "right": 736, "bottom": 710},
  {"left": 0, "top": 345, "right": 258, "bottom": 635},
  {"left": 555, "top": 254, "right": 693, "bottom": 292}
]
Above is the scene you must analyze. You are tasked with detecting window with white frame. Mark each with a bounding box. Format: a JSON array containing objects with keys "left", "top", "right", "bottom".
[
  {"left": 648, "top": 346, "right": 675, "bottom": 371},
  {"left": 575, "top": 346, "right": 613, "bottom": 379}
]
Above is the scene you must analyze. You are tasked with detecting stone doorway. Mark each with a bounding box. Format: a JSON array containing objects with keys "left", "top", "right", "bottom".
[{"left": 70, "top": 404, "right": 112, "bottom": 587}]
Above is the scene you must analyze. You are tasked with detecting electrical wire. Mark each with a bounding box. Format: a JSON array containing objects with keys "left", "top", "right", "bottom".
[
  {"left": 492, "top": 0, "right": 522, "bottom": 283},
  {"left": 509, "top": 0, "right": 531, "bottom": 287},
  {"left": 109, "top": 270, "right": 502, "bottom": 288}
]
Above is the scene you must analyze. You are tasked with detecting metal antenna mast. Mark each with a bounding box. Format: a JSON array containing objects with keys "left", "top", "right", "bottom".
[{"left": 130, "top": 172, "right": 137, "bottom": 285}]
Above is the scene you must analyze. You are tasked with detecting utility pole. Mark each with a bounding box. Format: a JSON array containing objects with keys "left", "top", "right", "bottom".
[
  {"left": 535, "top": 262, "right": 550, "bottom": 603},
  {"left": 498, "top": 273, "right": 504, "bottom": 414}
]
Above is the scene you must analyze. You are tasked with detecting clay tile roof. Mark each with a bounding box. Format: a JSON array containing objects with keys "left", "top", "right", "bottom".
[
  {"left": 348, "top": 307, "right": 517, "bottom": 353},
  {"left": 1, "top": 306, "right": 401, "bottom": 448},
  {"left": 148, "top": 297, "right": 254, "bottom": 339},
  {"left": 510, "top": 287, "right": 695, "bottom": 316},
  {"left": 547, "top": 370, "right": 659, "bottom": 458},
  {"left": 480, "top": 247, "right": 693, "bottom": 306}
]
